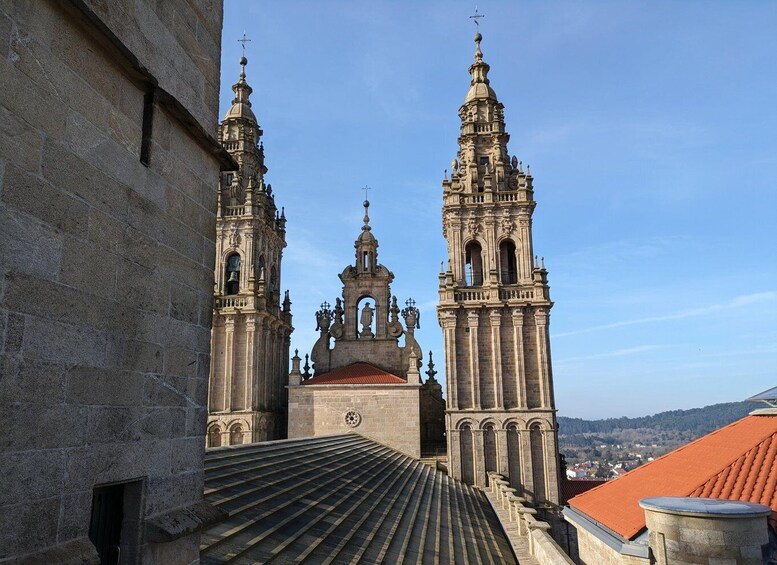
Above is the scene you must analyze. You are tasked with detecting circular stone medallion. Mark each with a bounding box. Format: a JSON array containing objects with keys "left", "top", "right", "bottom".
[{"left": 344, "top": 409, "right": 362, "bottom": 428}]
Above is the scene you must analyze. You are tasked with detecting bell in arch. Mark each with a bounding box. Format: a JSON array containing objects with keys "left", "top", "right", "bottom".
[{"left": 228, "top": 271, "right": 239, "bottom": 283}]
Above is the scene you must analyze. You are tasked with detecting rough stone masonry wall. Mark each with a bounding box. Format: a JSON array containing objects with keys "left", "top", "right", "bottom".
[
  {"left": 288, "top": 385, "right": 421, "bottom": 459},
  {"left": 0, "top": 0, "right": 223, "bottom": 563}
]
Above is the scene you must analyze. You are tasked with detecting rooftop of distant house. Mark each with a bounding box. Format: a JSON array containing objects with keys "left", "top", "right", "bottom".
[{"left": 567, "top": 412, "right": 777, "bottom": 540}]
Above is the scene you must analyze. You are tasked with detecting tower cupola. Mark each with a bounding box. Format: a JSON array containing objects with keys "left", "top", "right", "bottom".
[{"left": 355, "top": 199, "right": 378, "bottom": 274}]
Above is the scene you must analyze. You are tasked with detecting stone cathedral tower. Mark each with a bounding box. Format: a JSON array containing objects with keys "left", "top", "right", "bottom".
[
  {"left": 207, "top": 56, "right": 293, "bottom": 446},
  {"left": 438, "top": 33, "right": 560, "bottom": 506}
]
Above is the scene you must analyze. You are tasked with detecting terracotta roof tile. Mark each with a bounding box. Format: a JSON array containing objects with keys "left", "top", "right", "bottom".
[
  {"left": 303, "top": 362, "right": 406, "bottom": 385},
  {"left": 568, "top": 415, "right": 777, "bottom": 540}
]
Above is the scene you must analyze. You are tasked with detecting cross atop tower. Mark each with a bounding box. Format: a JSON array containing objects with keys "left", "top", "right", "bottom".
[
  {"left": 238, "top": 32, "right": 251, "bottom": 56},
  {"left": 469, "top": 6, "right": 485, "bottom": 29},
  {"left": 361, "top": 185, "right": 372, "bottom": 200}
]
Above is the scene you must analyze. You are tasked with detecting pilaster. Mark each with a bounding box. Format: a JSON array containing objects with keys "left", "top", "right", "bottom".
[
  {"left": 511, "top": 309, "right": 526, "bottom": 409},
  {"left": 467, "top": 310, "right": 481, "bottom": 409},
  {"left": 489, "top": 309, "right": 503, "bottom": 408}
]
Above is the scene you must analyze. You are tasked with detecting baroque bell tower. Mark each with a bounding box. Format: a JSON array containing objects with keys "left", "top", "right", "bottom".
[
  {"left": 207, "top": 54, "right": 293, "bottom": 446},
  {"left": 438, "top": 32, "right": 560, "bottom": 506}
]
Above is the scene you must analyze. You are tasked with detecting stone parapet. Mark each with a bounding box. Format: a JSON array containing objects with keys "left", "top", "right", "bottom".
[{"left": 485, "top": 473, "right": 574, "bottom": 564}]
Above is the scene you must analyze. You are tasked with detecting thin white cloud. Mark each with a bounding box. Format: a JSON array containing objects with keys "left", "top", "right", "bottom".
[
  {"left": 555, "top": 291, "right": 777, "bottom": 338},
  {"left": 555, "top": 344, "right": 668, "bottom": 365}
]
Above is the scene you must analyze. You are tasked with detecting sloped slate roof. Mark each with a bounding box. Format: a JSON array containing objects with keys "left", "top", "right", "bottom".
[
  {"left": 568, "top": 414, "right": 777, "bottom": 540},
  {"left": 304, "top": 362, "right": 406, "bottom": 385},
  {"left": 201, "top": 434, "right": 516, "bottom": 564}
]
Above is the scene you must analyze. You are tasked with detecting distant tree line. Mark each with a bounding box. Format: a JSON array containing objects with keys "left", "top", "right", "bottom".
[{"left": 558, "top": 401, "right": 752, "bottom": 436}]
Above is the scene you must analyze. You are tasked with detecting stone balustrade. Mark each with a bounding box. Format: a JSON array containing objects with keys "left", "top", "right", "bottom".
[{"left": 485, "top": 472, "right": 574, "bottom": 565}]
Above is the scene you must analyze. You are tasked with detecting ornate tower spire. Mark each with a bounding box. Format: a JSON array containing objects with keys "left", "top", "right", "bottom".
[
  {"left": 355, "top": 195, "right": 378, "bottom": 274},
  {"left": 209, "top": 44, "right": 293, "bottom": 446},
  {"left": 437, "top": 30, "right": 560, "bottom": 508}
]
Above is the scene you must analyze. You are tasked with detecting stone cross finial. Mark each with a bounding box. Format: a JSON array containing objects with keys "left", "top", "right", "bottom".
[
  {"left": 238, "top": 32, "right": 251, "bottom": 57},
  {"left": 469, "top": 6, "right": 485, "bottom": 29}
]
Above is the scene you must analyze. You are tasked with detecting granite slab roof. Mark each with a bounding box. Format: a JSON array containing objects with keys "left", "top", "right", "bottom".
[
  {"left": 568, "top": 414, "right": 777, "bottom": 540},
  {"left": 303, "top": 362, "right": 407, "bottom": 385},
  {"left": 200, "top": 434, "right": 516, "bottom": 564}
]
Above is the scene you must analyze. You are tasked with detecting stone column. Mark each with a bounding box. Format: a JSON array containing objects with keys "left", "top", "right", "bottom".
[
  {"left": 519, "top": 428, "right": 533, "bottom": 499},
  {"left": 441, "top": 313, "right": 458, "bottom": 410},
  {"left": 448, "top": 428, "right": 462, "bottom": 481},
  {"left": 489, "top": 310, "right": 503, "bottom": 408},
  {"left": 467, "top": 310, "right": 480, "bottom": 409},
  {"left": 534, "top": 308, "right": 551, "bottom": 408},
  {"left": 473, "top": 428, "right": 486, "bottom": 488},
  {"left": 640, "top": 497, "right": 770, "bottom": 565},
  {"left": 263, "top": 322, "right": 272, "bottom": 411},
  {"left": 252, "top": 317, "right": 266, "bottom": 410},
  {"left": 244, "top": 318, "right": 256, "bottom": 411},
  {"left": 543, "top": 428, "right": 560, "bottom": 505},
  {"left": 224, "top": 317, "right": 235, "bottom": 411},
  {"left": 450, "top": 221, "right": 463, "bottom": 282},
  {"left": 495, "top": 428, "right": 509, "bottom": 478},
  {"left": 511, "top": 309, "right": 526, "bottom": 408},
  {"left": 519, "top": 215, "right": 532, "bottom": 283}
]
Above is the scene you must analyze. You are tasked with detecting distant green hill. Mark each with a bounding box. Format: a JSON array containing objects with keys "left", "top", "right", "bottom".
[{"left": 558, "top": 401, "right": 753, "bottom": 436}]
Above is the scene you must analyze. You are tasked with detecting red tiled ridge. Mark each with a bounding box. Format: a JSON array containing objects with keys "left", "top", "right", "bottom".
[
  {"left": 303, "top": 362, "right": 406, "bottom": 384},
  {"left": 568, "top": 415, "right": 777, "bottom": 540}
]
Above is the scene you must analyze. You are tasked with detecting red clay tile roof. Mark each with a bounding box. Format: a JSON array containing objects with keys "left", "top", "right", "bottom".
[
  {"left": 568, "top": 415, "right": 777, "bottom": 540},
  {"left": 303, "top": 362, "right": 406, "bottom": 385}
]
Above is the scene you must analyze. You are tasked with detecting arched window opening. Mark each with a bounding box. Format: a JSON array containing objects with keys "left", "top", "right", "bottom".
[
  {"left": 269, "top": 266, "right": 277, "bottom": 294},
  {"left": 208, "top": 426, "right": 222, "bottom": 448},
  {"left": 529, "top": 423, "right": 546, "bottom": 504},
  {"left": 499, "top": 240, "right": 517, "bottom": 284},
  {"left": 484, "top": 424, "right": 497, "bottom": 484},
  {"left": 225, "top": 254, "right": 241, "bottom": 295},
  {"left": 460, "top": 424, "right": 475, "bottom": 485},
  {"left": 465, "top": 242, "right": 484, "bottom": 287},
  {"left": 230, "top": 425, "right": 244, "bottom": 446}
]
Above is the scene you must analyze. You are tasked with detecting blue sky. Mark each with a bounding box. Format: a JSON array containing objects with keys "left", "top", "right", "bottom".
[{"left": 220, "top": 1, "right": 777, "bottom": 419}]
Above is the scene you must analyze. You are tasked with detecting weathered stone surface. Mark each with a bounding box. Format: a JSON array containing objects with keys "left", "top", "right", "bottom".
[
  {"left": 0, "top": 1, "right": 224, "bottom": 563},
  {"left": 145, "top": 500, "right": 227, "bottom": 543}
]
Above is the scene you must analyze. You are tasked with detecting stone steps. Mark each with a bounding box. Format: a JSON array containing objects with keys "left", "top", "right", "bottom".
[{"left": 200, "top": 434, "right": 517, "bottom": 564}]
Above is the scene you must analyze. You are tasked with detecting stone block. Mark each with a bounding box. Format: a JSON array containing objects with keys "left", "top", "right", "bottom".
[
  {"left": 0, "top": 402, "right": 87, "bottom": 450},
  {"left": 0, "top": 449, "right": 66, "bottom": 506},
  {"left": 0, "top": 205, "right": 62, "bottom": 282},
  {"left": 144, "top": 373, "right": 191, "bottom": 407},
  {"left": 0, "top": 498, "right": 59, "bottom": 558},
  {"left": 41, "top": 138, "right": 132, "bottom": 222},
  {"left": 3, "top": 311, "right": 23, "bottom": 352},
  {"left": 115, "top": 259, "right": 169, "bottom": 317},
  {"left": 0, "top": 104, "right": 43, "bottom": 173},
  {"left": 164, "top": 346, "right": 198, "bottom": 379},
  {"left": 107, "top": 337, "right": 163, "bottom": 373},
  {"left": 66, "top": 365, "right": 143, "bottom": 406},
  {"left": 86, "top": 406, "right": 146, "bottom": 444},
  {"left": 59, "top": 236, "right": 119, "bottom": 300},
  {"left": 185, "top": 405, "right": 208, "bottom": 437},
  {"left": 171, "top": 436, "right": 204, "bottom": 473},
  {"left": 145, "top": 470, "right": 203, "bottom": 517},
  {"left": 0, "top": 355, "right": 66, "bottom": 405},
  {"left": 56, "top": 489, "right": 94, "bottom": 541},
  {"left": 22, "top": 315, "right": 106, "bottom": 366},
  {"left": 1, "top": 163, "right": 89, "bottom": 236},
  {"left": 139, "top": 407, "right": 187, "bottom": 440},
  {"left": 170, "top": 285, "right": 200, "bottom": 325}
]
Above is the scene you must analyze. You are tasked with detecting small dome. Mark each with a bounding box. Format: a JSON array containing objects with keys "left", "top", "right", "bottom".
[
  {"left": 465, "top": 82, "right": 497, "bottom": 103},
  {"left": 357, "top": 230, "right": 376, "bottom": 244},
  {"left": 225, "top": 101, "right": 256, "bottom": 121}
]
